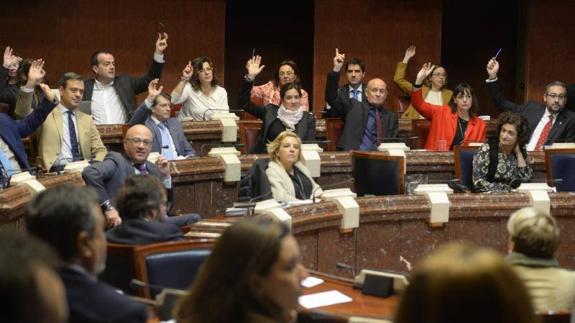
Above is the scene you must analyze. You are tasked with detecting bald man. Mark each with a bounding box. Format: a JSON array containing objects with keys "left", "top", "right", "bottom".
[
  {"left": 82, "top": 125, "right": 171, "bottom": 227},
  {"left": 333, "top": 78, "right": 398, "bottom": 150}
]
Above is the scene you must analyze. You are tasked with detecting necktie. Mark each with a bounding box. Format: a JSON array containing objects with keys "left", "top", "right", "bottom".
[
  {"left": 535, "top": 115, "right": 554, "bottom": 151},
  {"left": 135, "top": 163, "right": 149, "bottom": 175},
  {"left": 352, "top": 89, "right": 360, "bottom": 101},
  {"left": 375, "top": 108, "right": 383, "bottom": 146},
  {"left": 67, "top": 111, "right": 82, "bottom": 161},
  {"left": 158, "top": 123, "right": 175, "bottom": 160}
]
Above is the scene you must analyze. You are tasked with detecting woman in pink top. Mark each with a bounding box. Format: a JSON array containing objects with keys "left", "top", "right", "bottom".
[{"left": 250, "top": 59, "right": 310, "bottom": 111}]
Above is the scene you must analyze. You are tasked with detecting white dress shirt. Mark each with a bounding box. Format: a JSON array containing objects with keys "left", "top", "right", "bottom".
[
  {"left": 173, "top": 84, "right": 229, "bottom": 121},
  {"left": 53, "top": 105, "right": 80, "bottom": 167},
  {"left": 527, "top": 111, "right": 556, "bottom": 151}
]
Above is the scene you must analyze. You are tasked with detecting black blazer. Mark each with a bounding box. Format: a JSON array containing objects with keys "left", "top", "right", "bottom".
[
  {"left": 238, "top": 79, "right": 316, "bottom": 154},
  {"left": 486, "top": 80, "right": 575, "bottom": 145},
  {"left": 83, "top": 59, "right": 164, "bottom": 118},
  {"left": 324, "top": 70, "right": 366, "bottom": 118},
  {"left": 60, "top": 267, "right": 148, "bottom": 323},
  {"left": 106, "top": 218, "right": 185, "bottom": 245}
]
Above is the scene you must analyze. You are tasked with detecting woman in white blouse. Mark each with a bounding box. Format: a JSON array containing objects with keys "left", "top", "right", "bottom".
[{"left": 172, "top": 56, "right": 229, "bottom": 121}]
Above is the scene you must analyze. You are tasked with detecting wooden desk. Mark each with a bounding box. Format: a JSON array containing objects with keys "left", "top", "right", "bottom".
[
  {"left": 171, "top": 151, "right": 546, "bottom": 217},
  {"left": 303, "top": 271, "right": 398, "bottom": 321},
  {"left": 286, "top": 192, "right": 575, "bottom": 278},
  {"left": 0, "top": 172, "right": 84, "bottom": 230}
]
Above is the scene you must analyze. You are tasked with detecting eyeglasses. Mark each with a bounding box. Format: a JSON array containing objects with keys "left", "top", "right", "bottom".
[
  {"left": 125, "top": 137, "right": 152, "bottom": 146},
  {"left": 431, "top": 73, "right": 447, "bottom": 77},
  {"left": 546, "top": 93, "right": 566, "bottom": 100}
]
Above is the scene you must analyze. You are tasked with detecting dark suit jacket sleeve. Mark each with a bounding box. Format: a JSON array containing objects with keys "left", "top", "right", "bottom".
[
  {"left": 82, "top": 157, "right": 118, "bottom": 204},
  {"left": 303, "top": 113, "right": 316, "bottom": 142},
  {"left": 238, "top": 78, "right": 266, "bottom": 119},
  {"left": 325, "top": 71, "right": 347, "bottom": 118},
  {"left": 16, "top": 98, "right": 57, "bottom": 137},
  {"left": 388, "top": 111, "right": 399, "bottom": 138},
  {"left": 131, "top": 59, "right": 164, "bottom": 95},
  {"left": 171, "top": 119, "right": 196, "bottom": 157},
  {"left": 486, "top": 80, "right": 524, "bottom": 113},
  {"left": 128, "top": 102, "right": 151, "bottom": 126}
]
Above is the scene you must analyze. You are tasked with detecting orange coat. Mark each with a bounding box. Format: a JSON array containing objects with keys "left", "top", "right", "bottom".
[{"left": 411, "top": 89, "right": 486, "bottom": 150}]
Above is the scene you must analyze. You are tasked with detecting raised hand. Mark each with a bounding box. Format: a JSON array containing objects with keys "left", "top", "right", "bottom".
[
  {"left": 181, "top": 61, "right": 193, "bottom": 80},
  {"left": 146, "top": 78, "right": 163, "bottom": 101},
  {"left": 3, "top": 46, "right": 22, "bottom": 69},
  {"left": 245, "top": 55, "right": 265, "bottom": 79},
  {"left": 403, "top": 45, "right": 416, "bottom": 63},
  {"left": 486, "top": 58, "right": 499, "bottom": 80},
  {"left": 155, "top": 155, "right": 171, "bottom": 177},
  {"left": 105, "top": 209, "right": 122, "bottom": 228},
  {"left": 38, "top": 83, "right": 55, "bottom": 103},
  {"left": 155, "top": 32, "right": 169, "bottom": 54},
  {"left": 415, "top": 62, "right": 435, "bottom": 85},
  {"left": 333, "top": 48, "right": 345, "bottom": 72},
  {"left": 26, "top": 59, "right": 46, "bottom": 87}
]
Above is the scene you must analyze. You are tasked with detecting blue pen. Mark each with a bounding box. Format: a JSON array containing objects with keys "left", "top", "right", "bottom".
[{"left": 494, "top": 48, "right": 502, "bottom": 59}]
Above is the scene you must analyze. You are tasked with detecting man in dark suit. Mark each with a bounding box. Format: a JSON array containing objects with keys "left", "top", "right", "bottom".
[
  {"left": 107, "top": 175, "right": 185, "bottom": 244},
  {"left": 82, "top": 124, "right": 171, "bottom": 227},
  {"left": 330, "top": 77, "right": 399, "bottom": 151},
  {"left": 324, "top": 48, "right": 366, "bottom": 118},
  {"left": 128, "top": 79, "right": 196, "bottom": 159},
  {"left": 0, "top": 82, "right": 57, "bottom": 187},
  {"left": 26, "top": 185, "right": 148, "bottom": 323},
  {"left": 486, "top": 58, "right": 575, "bottom": 150},
  {"left": 83, "top": 33, "right": 168, "bottom": 125}
]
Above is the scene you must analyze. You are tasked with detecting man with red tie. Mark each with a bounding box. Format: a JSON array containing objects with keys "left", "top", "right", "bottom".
[{"left": 486, "top": 58, "right": 575, "bottom": 151}]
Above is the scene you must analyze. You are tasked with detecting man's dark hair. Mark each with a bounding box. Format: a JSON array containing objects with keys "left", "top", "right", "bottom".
[
  {"left": 58, "top": 72, "right": 84, "bottom": 88},
  {"left": 116, "top": 175, "right": 165, "bottom": 220},
  {"left": 26, "top": 185, "right": 99, "bottom": 262},
  {"left": 0, "top": 229, "right": 60, "bottom": 323},
  {"left": 343, "top": 57, "right": 366, "bottom": 73},
  {"left": 90, "top": 50, "right": 113, "bottom": 67}
]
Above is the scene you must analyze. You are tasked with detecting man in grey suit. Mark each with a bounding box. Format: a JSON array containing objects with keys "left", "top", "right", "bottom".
[
  {"left": 83, "top": 33, "right": 168, "bottom": 125},
  {"left": 128, "top": 79, "right": 196, "bottom": 159},
  {"left": 82, "top": 124, "right": 171, "bottom": 227}
]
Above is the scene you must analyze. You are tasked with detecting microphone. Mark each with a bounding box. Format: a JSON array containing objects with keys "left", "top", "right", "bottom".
[
  {"left": 130, "top": 279, "right": 187, "bottom": 321},
  {"left": 247, "top": 191, "right": 274, "bottom": 216},
  {"left": 202, "top": 108, "right": 244, "bottom": 121},
  {"left": 336, "top": 262, "right": 357, "bottom": 277},
  {"left": 301, "top": 140, "right": 331, "bottom": 145}
]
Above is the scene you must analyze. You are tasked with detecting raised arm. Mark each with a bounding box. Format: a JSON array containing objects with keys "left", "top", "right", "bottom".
[
  {"left": 15, "top": 59, "right": 45, "bottom": 118},
  {"left": 485, "top": 58, "right": 522, "bottom": 112},
  {"left": 171, "top": 61, "right": 193, "bottom": 104},
  {"left": 394, "top": 45, "right": 416, "bottom": 95},
  {"left": 239, "top": 55, "right": 267, "bottom": 119},
  {"left": 132, "top": 33, "right": 168, "bottom": 94},
  {"left": 410, "top": 63, "right": 439, "bottom": 119},
  {"left": 129, "top": 78, "right": 162, "bottom": 125}
]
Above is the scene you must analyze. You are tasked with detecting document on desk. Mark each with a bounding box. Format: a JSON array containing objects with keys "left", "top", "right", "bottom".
[
  {"left": 301, "top": 276, "right": 324, "bottom": 288},
  {"left": 299, "top": 290, "right": 352, "bottom": 309}
]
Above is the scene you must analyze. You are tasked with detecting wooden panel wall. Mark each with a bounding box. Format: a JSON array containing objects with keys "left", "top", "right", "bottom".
[
  {"left": 0, "top": 0, "right": 225, "bottom": 100},
  {"left": 524, "top": 0, "right": 575, "bottom": 102},
  {"left": 441, "top": 0, "right": 519, "bottom": 119},
  {"left": 313, "top": 0, "right": 443, "bottom": 114}
]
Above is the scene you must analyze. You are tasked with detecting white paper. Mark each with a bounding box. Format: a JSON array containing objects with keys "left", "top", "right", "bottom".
[
  {"left": 299, "top": 290, "right": 352, "bottom": 309},
  {"left": 301, "top": 276, "right": 324, "bottom": 288}
]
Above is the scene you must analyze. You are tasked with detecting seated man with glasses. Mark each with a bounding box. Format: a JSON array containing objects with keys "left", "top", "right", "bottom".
[
  {"left": 82, "top": 124, "right": 172, "bottom": 228},
  {"left": 333, "top": 77, "right": 399, "bottom": 151},
  {"left": 486, "top": 58, "right": 575, "bottom": 150}
]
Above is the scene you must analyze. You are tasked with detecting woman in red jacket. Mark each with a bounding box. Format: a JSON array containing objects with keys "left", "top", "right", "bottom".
[{"left": 411, "top": 63, "right": 486, "bottom": 151}]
